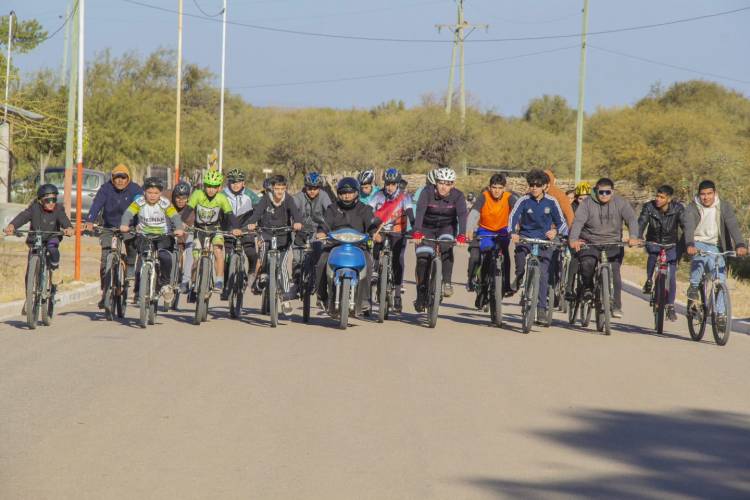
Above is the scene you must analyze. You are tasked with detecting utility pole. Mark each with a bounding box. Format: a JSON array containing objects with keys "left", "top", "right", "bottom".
[
  {"left": 3, "top": 10, "right": 15, "bottom": 124},
  {"left": 436, "top": 1, "right": 487, "bottom": 123},
  {"left": 174, "top": 0, "right": 183, "bottom": 185},
  {"left": 74, "top": 0, "right": 85, "bottom": 281},
  {"left": 218, "top": 0, "right": 227, "bottom": 172},
  {"left": 61, "top": 3, "right": 71, "bottom": 86},
  {"left": 574, "top": 0, "right": 590, "bottom": 185},
  {"left": 63, "top": 2, "right": 79, "bottom": 217}
]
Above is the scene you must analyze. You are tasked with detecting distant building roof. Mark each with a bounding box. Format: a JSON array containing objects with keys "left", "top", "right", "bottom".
[{"left": 1, "top": 103, "right": 45, "bottom": 122}]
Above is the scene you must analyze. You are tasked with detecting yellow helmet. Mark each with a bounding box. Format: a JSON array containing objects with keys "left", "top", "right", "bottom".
[{"left": 575, "top": 181, "right": 592, "bottom": 196}]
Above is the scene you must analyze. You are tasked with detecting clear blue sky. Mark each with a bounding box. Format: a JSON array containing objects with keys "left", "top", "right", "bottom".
[{"left": 8, "top": 0, "right": 750, "bottom": 115}]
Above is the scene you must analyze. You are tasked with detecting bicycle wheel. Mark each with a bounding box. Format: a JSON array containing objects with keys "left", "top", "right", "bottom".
[
  {"left": 117, "top": 259, "right": 128, "bottom": 319},
  {"left": 201, "top": 262, "right": 211, "bottom": 323},
  {"left": 377, "top": 258, "right": 389, "bottom": 323},
  {"left": 336, "top": 277, "right": 351, "bottom": 330},
  {"left": 687, "top": 283, "right": 707, "bottom": 341},
  {"left": 25, "top": 255, "right": 40, "bottom": 330},
  {"left": 232, "top": 266, "right": 245, "bottom": 320},
  {"left": 546, "top": 276, "right": 555, "bottom": 326},
  {"left": 427, "top": 257, "right": 442, "bottom": 329},
  {"left": 522, "top": 265, "right": 539, "bottom": 334},
  {"left": 103, "top": 252, "right": 116, "bottom": 321},
  {"left": 490, "top": 254, "right": 503, "bottom": 328},
  {"left": 560, "top": 259, "right": 570, "bottom": 314},
  {"left": 568, "top": 297, "right": 579, "bottom": 325},
  {"left": 41, "top": 268, "right": 53, "bottom": 326},
  {"left": 711, "top": 283, "right": 731, "bottom": 346},
  {"left": 654, "top": 272, "right": 666, "bottom": 335},
  {"left": 596, "top": 267, "right": 612, "bottom": 335},
  {"left": 269, "top": 252, "right": 278, "bottom": 327},
  {"left": 139, "top": 262, "right": 152, "bottom": 328},
  {"left": 194, "top": 258, "right": 210, "bottom": 325},
  {"left": 227, "top": 253, "right": 241, "bottom": 319}
]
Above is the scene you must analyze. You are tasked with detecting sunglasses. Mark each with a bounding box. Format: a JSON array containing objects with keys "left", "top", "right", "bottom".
[
  {"left": 112, "top": 173, "right": 129, "bottom": 180},
  {"left": 41, "top": 197, "right": 58, "bottom": 204},
  {"left": 529, "top": 182, "right": 544, "bottom": 188},
  {"left": 598, "top": 189, "right": 613, "bottom": 196}
]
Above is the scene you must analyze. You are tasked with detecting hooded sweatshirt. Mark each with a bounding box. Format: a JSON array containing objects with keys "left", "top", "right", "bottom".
[
  {"left": 569, "top": 193, "right": 639, "bottom": 244},
  {"left": 693, "top": 195, "right": 720, "bottom": 245},
  {"left": 544, "top": 169, "right": 575, "bottom": 227}
]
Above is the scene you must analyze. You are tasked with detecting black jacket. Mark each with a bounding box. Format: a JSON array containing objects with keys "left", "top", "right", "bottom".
[
  {"left": 638, "top": 200, "right": 685, "bottom": 246},
  {"left": 319, "top": 200, "right": 378, "bottom": 236},
  {"left": 10, "top": 201, "right": 72, "bottom": 243},
  {"left": 414, "top": 184, "right": 468, "bottom": 235}
]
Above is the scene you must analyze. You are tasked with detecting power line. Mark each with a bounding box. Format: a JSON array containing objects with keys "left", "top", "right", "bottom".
[
  {"left": 192, "top": 0, "right": 223, "bottom": 18},
  {"left": 589, "top": 45, "right": 750, "bottom": 86},
  {"left": 228, "top": 44, "right": 578, "bottom": 90},
  {"left": 121, "top": 0, "right": 750, "bottom": 44},
  {"left": 36, "top": 0, "right": 79, "bottom": 44}
]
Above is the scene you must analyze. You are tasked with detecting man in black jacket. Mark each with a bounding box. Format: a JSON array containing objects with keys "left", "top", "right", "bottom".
[
  {"left": 315, "top": 177, "right": 381, "bottom": 312},
  {"left": 638, "top": 185, "right": 685, "bottom": 321}
]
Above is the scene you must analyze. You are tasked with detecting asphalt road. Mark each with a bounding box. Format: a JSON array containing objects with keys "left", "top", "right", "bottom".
[{"left": 1, "top": 250, "right": 749, "bottom": 499}]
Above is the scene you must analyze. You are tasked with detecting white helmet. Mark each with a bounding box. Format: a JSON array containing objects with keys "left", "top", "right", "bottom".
[
  {"left": 434, "top": 167, "right": 456, "bottom": 182},
  {"left": 426, "top": 169, "right": 437, "bottom": 185}
]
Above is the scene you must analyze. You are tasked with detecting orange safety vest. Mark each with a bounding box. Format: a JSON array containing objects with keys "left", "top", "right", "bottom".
[{"left": 479, "top": 190, "right": 511, "bottom": 232}]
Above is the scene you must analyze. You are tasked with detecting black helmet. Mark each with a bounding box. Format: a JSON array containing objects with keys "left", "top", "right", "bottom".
[
  {"left": 173, "top": 181, "right": 192, "bottom": 197},
  {"left": 337, "top": 177, "right": 360, "bottom": 195},
  {"left": 226, "top": 168, "right": 245, "bottom": 182},
  {"left": 143, "top": 176, "right": 164, "bottom": 190},
  {"left": 37, "top": 183, "right": 59, "bottom": 199},
  {"left": 383, "top": 168, "right": 401, "bottom": 185}
]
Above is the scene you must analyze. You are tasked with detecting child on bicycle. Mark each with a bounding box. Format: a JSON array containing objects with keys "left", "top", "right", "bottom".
[
  {"left": 180, "top": 169, "right": 240, "bottom": 292},
  {"left": 508, "top": 169, "right": 567, "bottom": 326},
  {"left": 368, "top": 168, "right": 414, "bottom": 312},
  {"left": 683, "top": 179, "right": 747, "bottom": 330},
  {"left": 466, "top": 173, "right": 516, "bottom": 300},
  {"left": 119, "top": 177, "right": 185, "bottom": 301},
  {"left": 638, "top": 185, "right": 686, "bottom": 322},
  {"left": 4, "top": 184, "right": 74, "bottom": 293},
  {"left": 221, "top": 168, "right": 260, "bottom": 300},
  {"left": 246, "top": 175, "right": 302, "bottom": 312}
]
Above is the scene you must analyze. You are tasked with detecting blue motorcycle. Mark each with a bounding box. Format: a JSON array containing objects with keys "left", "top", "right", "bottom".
[{"left": 326, "top": 229, "right": 369, "bottom": 330}]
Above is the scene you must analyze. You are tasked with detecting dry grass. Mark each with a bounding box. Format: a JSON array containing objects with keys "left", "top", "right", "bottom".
[
  {"left": 0, "top": 236, "right": 101, "bottom": 303},
  {"left": 621, "top": 248, "right": 750, "bottom": 319}
]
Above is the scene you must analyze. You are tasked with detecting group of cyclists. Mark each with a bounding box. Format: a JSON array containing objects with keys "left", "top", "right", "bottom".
[{"left": 4, "top": 161, "right": 747, "bottom": 341}]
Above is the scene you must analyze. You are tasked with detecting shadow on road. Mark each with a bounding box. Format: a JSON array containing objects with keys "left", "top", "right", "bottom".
[
  {"left": 611, "top": 321, "right": 712, "bottom": 345},
  {"left": 58, "top": 310, "right": 143, "bottom": 328},
  {"left": 462, "top": 408, "right": 750, "bottom": 499}
]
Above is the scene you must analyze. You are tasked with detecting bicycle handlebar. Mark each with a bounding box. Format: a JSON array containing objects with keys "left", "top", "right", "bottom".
[
  {"left": 697, "top": 249, "right": 737, "bottom": 258},
  {"left": 518, "top": 237, "right": 563, "bottom": 247}
]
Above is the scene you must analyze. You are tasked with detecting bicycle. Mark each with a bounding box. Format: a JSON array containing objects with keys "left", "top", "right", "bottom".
[
  {"left": 646, "top": 242, "right": 676, "bottom": 335},
  {"left": 471, "top": 233, "right": 507, "bottom": 328},
  {"left": 91, "top": 226, "right": 130, "bottom": 321},
  {"left": 134, "top": 232, "right": 174, "bottom": 329},
  {"left": 190, "top": 227, "right": 220, "bottom": 325},
  {"left": 416, "top": 235, "right": 457, "bottom": 329},
  {"left": 293, "top": 232, "right": 320, "bottom": 323},
  {"left": 575, "top": 242, "right": 627, "bottom": 335},
  {"left": 15, "top": 230, "right": 61, "bottom": 330},
  {"left": 374, "top": 230, "right": 401, "bottom": 323},
  {"left": 223, "top": 231, "right": 249, "bottom": 319},
  {"left": 165, "top": 239, "right": 184, "bottom": 312},
  {"left": 257, "top": 226, "right": 293, "bottom": 328},
  {"left": 687, "top": 249, "right": 736, "bottom": 346},
  {"left": 552, "top": 241, "right": 570, "bottom": 314},
  {"left": 517, "top": 237, "right": 562, "bottom": 333}
]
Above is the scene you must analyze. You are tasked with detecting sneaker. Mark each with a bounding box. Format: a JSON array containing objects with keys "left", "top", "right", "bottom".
[
  {"left": 220, "top": 288, "right": 229, "bottom": 301},
  {"left": 687, "top": 285, "right": 700, "bottom": 302},
  {"left": 612, "top": 308, "right": 623, "bottom": 318},
  {"left": 282, "top": 301, "right": 293, "bottom": 315},
  {"left": 536, "top": 307, "right": 550, "bottom": 327},
  {"left": 213, "top": 279, "right": 223, "bottom": 292},
  {"left": 414, "top": 291, "right": 426, "bottom": 313},
  {"left": 582, "top": 288, "right": 594, "bottom": 302},
  {"left": 97, "top": 297, "right": 106, "bottom": 309},
  {"left": 642, "top": 279, "right": 653, "bottom": 294},
  {"left": 466, "top": 279, "right": 476, "bottom": 293},
  {"left": 251, "top": 278, "right": 263, "bottom": 295},
  {"left": 667, "top": 305, "right": 678, "bottom": 322},
  {"left": 393, "top": 295, "right": 402, "bottom": 313},
  {"left": 716, "top": 314, "right": 728, "bottom": 332},
  {"left": 161, "top": 285, "right": 175, "bottom": 303},
  {"left": 442, "top": 282, "right": 454, "bottom": 298},
  {"left": 564, "top": 291, "right": 577, "bottom": 302},
  {"left": 179, "top": 282, "right": 189, "bottom": 295}
]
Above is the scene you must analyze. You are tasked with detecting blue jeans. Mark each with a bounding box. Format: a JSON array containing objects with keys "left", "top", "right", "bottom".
[
  {"left": 646, "top": 243, "right": 677, "bottom": 304},
  {"left": 690, "top": 241, "right": 727, "bottom": 314}
]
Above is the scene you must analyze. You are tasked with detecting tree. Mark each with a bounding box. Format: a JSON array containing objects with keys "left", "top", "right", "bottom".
[{"left": 523, "top": 95, "right": 576, "bottom": 134}]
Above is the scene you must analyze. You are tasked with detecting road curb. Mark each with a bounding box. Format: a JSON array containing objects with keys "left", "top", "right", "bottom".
[
  {"left": 0, "top": 282, "right": 100, "bottom": 321},
  {"left": 621, "top": 278, "right": 750, "bottom": 335}
]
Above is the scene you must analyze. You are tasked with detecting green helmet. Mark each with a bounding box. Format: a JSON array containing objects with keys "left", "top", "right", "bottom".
[{"left": 203, "top": 169, "right": 224, "bottom": 187}]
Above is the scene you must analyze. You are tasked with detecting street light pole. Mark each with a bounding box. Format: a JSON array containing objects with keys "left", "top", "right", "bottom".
[
  {"left": 174, "top": 0, "right": 183, "bottom": 184},
  {"left": 574, "top": 0, "right": 590, "bottom": 185},
  {"left": 218, "top": 0, "right": 227, "bottom": 173},
  {"left": 74, "top": 0, "right": 85, "bottom": 281},
  {"left": 3, "top": 10, "right": 15, "bottom": 124}
]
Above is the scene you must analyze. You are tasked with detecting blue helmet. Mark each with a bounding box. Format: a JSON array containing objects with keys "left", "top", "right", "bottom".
[
  {"left": 383, "top": 168, "right": 401, "bottom": 184},
  {"left": 304, "top": 171, "right": 323, "bottom": 188}
]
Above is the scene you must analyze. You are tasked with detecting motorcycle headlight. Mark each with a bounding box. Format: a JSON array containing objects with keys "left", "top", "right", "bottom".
[{"left": 331, "top": 231, "right": 366, "bottom": 244}]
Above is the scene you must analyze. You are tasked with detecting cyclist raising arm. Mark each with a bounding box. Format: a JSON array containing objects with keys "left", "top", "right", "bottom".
[
  {"left": 568, "top": 178, "right": 640, "bottom": 318},
  {"left": 412, "top": 167, "right": 468, "bottom": 311},
  {"left": 683, "top": 179, "right": 747, "bottom": 330}
]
